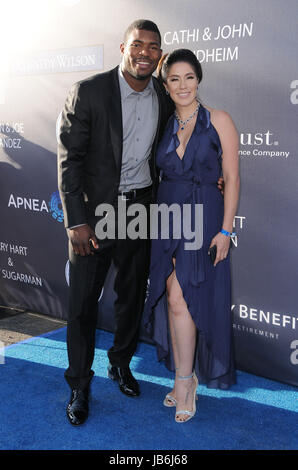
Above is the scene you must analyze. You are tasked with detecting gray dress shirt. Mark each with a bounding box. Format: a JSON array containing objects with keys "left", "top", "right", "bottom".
[{"left": 118, "top": 66, "right": 159, "bottom": 192}]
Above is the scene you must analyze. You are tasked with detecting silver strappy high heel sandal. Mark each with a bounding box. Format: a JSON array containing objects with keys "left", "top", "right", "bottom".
[
  {"left": 175, "top": 372, "right": 198, "bottom": 423},
  {"left": 163, "top": 368, "right": 178, "bottom": 407}
]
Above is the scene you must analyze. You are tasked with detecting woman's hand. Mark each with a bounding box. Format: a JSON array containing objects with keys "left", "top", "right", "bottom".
[
  {"left": 217, "top": 176, "right": 224, "bottom": 195},
  {"left": 209, "top": 232, "right": 231, "bottom": 267}
]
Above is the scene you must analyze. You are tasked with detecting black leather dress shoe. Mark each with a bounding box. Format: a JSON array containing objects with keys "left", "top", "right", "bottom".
[
  {"left": 66, "top": 388, "right": 89, "bottom": 426},
  {"left": 107, "top": 364, "right": 140, "bottom": 397}
]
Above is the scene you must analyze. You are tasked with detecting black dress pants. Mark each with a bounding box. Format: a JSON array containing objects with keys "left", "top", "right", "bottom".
[{"left": 64, "top": 191, "right": 151, "bottom": 390}]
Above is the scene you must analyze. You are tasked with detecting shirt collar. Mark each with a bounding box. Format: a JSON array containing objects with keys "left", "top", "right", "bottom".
[{"left": 118, "top": 65, "right": 155, "bottom": 99}]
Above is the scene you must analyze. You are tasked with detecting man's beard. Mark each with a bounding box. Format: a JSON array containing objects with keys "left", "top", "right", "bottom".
[
  {"left": 123, "top": 58, "right": 154, "bottom": 81},
  {"left": 126, "top": 68, "right": 152, "bottom": 81}
]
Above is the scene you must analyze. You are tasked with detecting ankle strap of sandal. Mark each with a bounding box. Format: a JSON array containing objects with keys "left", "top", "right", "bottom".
[{"left": 178, "top": 372, "right": 194, "bottom": 380}]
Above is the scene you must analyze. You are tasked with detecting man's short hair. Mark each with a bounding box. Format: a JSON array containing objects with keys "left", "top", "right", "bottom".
[{"left": 124, "top": 19, "right": 161, "bottom": 46}]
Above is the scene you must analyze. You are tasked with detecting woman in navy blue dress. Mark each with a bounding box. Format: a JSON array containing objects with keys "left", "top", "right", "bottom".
[{"left": 144, "top": 49, "right": 240, "bottom": 423}]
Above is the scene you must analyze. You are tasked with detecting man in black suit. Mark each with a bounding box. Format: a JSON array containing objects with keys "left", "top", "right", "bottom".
[{"left": 58, "top": 19, "right": 172, "bottom": 425}]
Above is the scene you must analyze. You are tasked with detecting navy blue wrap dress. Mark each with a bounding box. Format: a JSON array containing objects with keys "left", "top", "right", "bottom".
[{"left": 144, "top": 105, "right": 236, "bottom": 389}]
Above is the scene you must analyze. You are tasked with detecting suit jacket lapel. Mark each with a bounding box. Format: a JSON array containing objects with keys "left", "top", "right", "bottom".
[{"left": 108, "top": 66, "right": 123, "bottom": 175}]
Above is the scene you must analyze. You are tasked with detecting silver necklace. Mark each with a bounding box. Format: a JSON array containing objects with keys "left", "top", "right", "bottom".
[{"left": 175, "top": 102, "right": 200, "bottom": 130}]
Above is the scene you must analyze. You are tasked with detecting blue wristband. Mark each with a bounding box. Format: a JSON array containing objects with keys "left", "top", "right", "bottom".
[{"left": 221, "top": 229, "right": 236, "bottom": 238}]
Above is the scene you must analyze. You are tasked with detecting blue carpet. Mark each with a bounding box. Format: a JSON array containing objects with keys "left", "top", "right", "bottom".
[{"left": 0, "top": 327, "right": 297, "bottom": 450}]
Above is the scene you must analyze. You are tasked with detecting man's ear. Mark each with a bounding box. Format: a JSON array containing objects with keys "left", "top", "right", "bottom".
[{"left": 120, "top": 43, "right": 125, "bottom": 55}]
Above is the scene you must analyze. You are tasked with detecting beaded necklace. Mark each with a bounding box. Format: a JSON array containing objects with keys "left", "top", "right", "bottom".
[{"left": 175, "top": 101, "right": 200, "bottom": 130}]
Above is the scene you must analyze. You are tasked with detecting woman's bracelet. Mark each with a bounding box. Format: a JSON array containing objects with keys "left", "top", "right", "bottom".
[{"left": 220, "top": 229, "right": 236, "bottom": 238}]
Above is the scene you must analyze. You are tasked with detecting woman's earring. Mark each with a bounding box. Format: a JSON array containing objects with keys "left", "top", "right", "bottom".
[{"left": 166, "top": 90, "right": 169, "bottom": 95}]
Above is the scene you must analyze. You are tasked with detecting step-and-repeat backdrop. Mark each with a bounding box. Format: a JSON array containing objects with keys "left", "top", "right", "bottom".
[{"left": 0, "top": 0, "right": 297, "bottom": 386}]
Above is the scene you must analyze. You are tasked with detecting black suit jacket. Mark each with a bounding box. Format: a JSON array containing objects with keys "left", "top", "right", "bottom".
[{"left": 58, "top": 66, "right": 173, "bottom": 229}]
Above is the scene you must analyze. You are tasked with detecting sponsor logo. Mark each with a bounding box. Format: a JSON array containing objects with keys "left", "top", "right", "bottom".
[
  {"left": 0, "top": 241, "right": 43, "bottom": 287},
  {"left": 238, "top": 130, "right": 290, "bottom": 159},
  {"left": 0, "top": 242, "right": 28, "bottom": 256},
  {"left": 164, "top": 22, "right": 254, "bottom": 63},
  {"left": 0, "top": 122, "right": 25, "bottom": 151},
  {"left": 10, "top": 45, "right": 104, "bottom": 76},
  {"left": 8, "top": 194, "right": 49, "bottom": 212},
  {"left": 49, "top": 191, "right": 64, "bottom": 223},
  {"left": 1, "top": 269, "right": 42, "bottom": 286},
  {"left": 7, "top": 191, "right": 64, "bottom": 223},
  {"left": 232, "top": 304, "right": 298, "bottom": 341}
]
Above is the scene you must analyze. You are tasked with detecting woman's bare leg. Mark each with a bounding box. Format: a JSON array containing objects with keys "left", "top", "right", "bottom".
[{"left": 166, "top": 261, "right": 198, "bottom": 421}]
